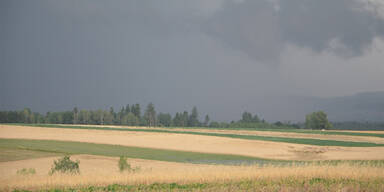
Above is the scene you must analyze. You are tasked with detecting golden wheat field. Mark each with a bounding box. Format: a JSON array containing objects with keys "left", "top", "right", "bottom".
[
  {"left": 1, "top": 124, "right": 384, "bottom": 191},
  {"left": 1, "top": 125, "right": 384, "bottom": 160},
  {"left": 66, "top": 124, "right": 384, "bottom": 144},
  {"left": 1, "top": 155, "right": 384, "bottom": 191}
]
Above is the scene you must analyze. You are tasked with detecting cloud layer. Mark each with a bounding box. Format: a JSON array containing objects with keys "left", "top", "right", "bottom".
[{"left": 1, "top": 0, "right": 383, "bottom": 121}]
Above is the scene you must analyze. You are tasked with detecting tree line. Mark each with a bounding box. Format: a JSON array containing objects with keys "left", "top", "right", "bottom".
[
  {"left": 0, "top": 104, "right": 335, "bottom": 130},
  {"left": 0, "top": 103, "right": 207, "bottom": 127},
  {"left": 0, "top": 103, "right": 300, "bottom": 129}
]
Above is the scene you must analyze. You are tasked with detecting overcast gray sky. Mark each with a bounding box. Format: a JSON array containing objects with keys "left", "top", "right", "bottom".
[{"left": 1, "top": 0, "right": 384, "bottom": 121}]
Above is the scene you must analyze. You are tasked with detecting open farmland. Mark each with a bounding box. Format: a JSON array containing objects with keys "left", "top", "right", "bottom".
[
  {"left": 1, "top": 124, "right": 384, "bottom": 191},
  {"left": 2, "top": 125, "right": 384, "bottom": 160}
]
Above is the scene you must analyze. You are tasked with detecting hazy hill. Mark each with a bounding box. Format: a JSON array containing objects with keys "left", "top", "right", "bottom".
[
  {"left": 255, "top": 91, "right": 384, "bottom": 122},
  {"left": 316, "top": 91, "right": 384, "bottom": 122}
]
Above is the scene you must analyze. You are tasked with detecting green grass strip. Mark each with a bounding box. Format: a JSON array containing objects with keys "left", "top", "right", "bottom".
[
  {"left": 2, "top": 138, "right": 384, "bottom": 167},
  {"left": 8, "top": 124, "right": 384, "bottom": 147},
  {"left": 0, "top": 138, "right": 282, "bottom": 165},
  {"left": 6, "top": 123, "right": 384, "bottom": 138}
]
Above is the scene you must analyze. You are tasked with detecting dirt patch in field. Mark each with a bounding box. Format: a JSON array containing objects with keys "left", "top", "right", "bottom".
[{"left": 1, "top": 125, "right": 384, "bottom": 161}]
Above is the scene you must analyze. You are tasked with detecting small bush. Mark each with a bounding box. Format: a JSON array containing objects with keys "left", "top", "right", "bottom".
[
  {"left": 49, "top": 156, "right": 80, "bottom": 175},
  {"left": 118, "top": 156, "right": 140, "bottom": 173},
  {"left": 118, "top": 156, "right": 131, "bottom": 172},
  {"left": 16, "top": 168, "right": 36, "bottom": 175}
]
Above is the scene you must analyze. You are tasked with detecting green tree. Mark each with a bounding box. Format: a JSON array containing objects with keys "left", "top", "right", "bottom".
[
  {"left": 209, "top": 121, "right": 220, "bottom": 128},
  {"left": 73, "top": 107, "right": 78, "bottom": 124},
  {"left": 29, "top": 112, "right": 35, "bottom": 123},
  {"left": 181, "top": 111, "right": 189, "bottom": 127},
  {"left": 78, "top": 110, "right": 90, "bottom": 124},
  {"left": 241, "top": 111, "right": 253, "bottom": 123},
  {"left": 252, "top": 114, "right": 260, "bottom": 123},
  {"left": 124, "top": 112, "right": 139, "bottom": 126},
  {"left": 158, "top": 113, "right": 172, "bottom": 127},
  {"left": 117, "top": 107, "right": 125, "bottom": 125},
  {"left": 62, "top": 111, "right": 73, "bottom": 124},
  {"left": 125, "top": 104, "right": 130, "bottom": 114},
  {"left": 104, "top": 110, "right": 115, "bottom": 125},
  {"left": 23, "top": 108, "right": 31, "bottom": 123},
  {"left": 131, "top": 104, "right": 141, "bottom": 119},
  {"left": 203, "top": 115, "right": 210, "bottom": 127},
  {"left": 144, "top": 103, "right": 156, "bottom": 127},
  {"left": 172, "top": 112, "right": 182, "bottom": 126},
  {"left": 188, "top": 107, "right": 200, "bottom": 127},
  {"left": 305, "top": 111, "right": 332, "bottom": 130}
]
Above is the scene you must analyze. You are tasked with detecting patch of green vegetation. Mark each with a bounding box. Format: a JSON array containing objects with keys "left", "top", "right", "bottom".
[
  {"left": 16, "top": 168, "right": 36, "bottom": 175},
  {"left": 118, "top": 156, "right": 140, "bottom": 173},
  {"left": 10, "top": 124, "right": 384, "bottom": 147},
  {"left": 2, "top": 138, "right": 383, "bottom": 167},
  {"left": 49, "top": 156, "right": 80, "bottom": 175},
  {"left": 0, "top": 147, "right": 62, "bottom": 162},
  {"left": 12, "top": 178, "right": 384, "bottom": 192},
  {"left": 0, "top": 138, "right": 284, "bottom": 165}
]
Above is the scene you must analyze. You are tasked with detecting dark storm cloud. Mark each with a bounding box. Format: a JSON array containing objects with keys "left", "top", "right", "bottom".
[
  {"left": 204, "top": 0, "right": 384, "bottom": 61},
  {"left": 279, "top": 0, "right": 384, "bottom": 56},
  {"left": 1, "top": 0, "right": 384, "bottom": 122},
  {"left": 204, "top": 0, "right": 282, "bottom": 63}
]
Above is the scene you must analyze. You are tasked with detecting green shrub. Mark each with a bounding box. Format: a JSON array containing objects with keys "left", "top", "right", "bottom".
[
  {"left": 16, "top": 168, "right": 36, "bottom": 175},
  {"left": 118, "top": 156, "right": 131, "bottom": 172},
  {"left": 49, "top": 156, "right": 80, "bottom": 175},
  {"left": 118, "top": 156, "right": 140, "bottom": 173}
]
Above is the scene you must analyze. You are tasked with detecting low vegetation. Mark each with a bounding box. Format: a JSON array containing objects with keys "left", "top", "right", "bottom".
[
  {"left": 16, "top": 168, "right": 36, "bottom": 176},
  {"left": 118, "top": 156, "right": 140, "bottom": 173},
  {"left": 49, "top": 156, "right": 80, "bottom": 175},
  {"left": 5, "top": 163, "right": 384, "bottom": 191},
  {"left": 11, "top": 178, "right": 384, "bottom": 192}
]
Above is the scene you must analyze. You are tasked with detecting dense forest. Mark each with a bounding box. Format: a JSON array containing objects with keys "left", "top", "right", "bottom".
[
  {"left": 1, "top": 103, "right": 383, "bottom": 130},
  {"left": 0, "top": 103, "right": 299, "bottom": 129}
]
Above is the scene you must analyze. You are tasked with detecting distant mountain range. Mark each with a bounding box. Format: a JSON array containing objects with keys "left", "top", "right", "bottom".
[
  {"left": 256, "top": 91, "right": 384, "bottom": 122},
  {"left": 314, "top": 91, "right": 384, "bottom": 122}
]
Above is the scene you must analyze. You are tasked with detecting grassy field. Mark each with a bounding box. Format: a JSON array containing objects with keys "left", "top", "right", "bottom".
[
  {"left": 0, "top": 147, "right": 62, "bottom": 162},
  {"left": 11, "top": 178, "right": 384, "bottom": 192},
  {"left": 1, "top": 124, "right": 384, "bottom": 191},
  {"left": 4, "top": 162, "right": 384, "bottom": 191},
  {"left": 5, "top": 124, "right": 384, "bottom": 147},
  {"left": 0, "top": 138, "right": 280, "bottom": 165},
  {"left": 1, "top": 138, "right": 384, "bottom": 167},
  {"left": 10, "top": 123, "right": 384, "bottom": 138}
]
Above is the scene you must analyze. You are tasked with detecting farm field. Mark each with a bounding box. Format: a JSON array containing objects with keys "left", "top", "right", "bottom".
[{"left": 1, "top": 124, "right": 384, "bottom": 191}]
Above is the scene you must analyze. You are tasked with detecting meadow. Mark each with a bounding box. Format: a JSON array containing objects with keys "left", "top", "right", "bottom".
[{"left": 1, "top": 124, "right": 384, "bottom": 191}]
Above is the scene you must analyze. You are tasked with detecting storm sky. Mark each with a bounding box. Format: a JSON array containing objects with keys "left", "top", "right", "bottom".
[{"left": 1, "top": 0, "right": 384, "bottom": 121}]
